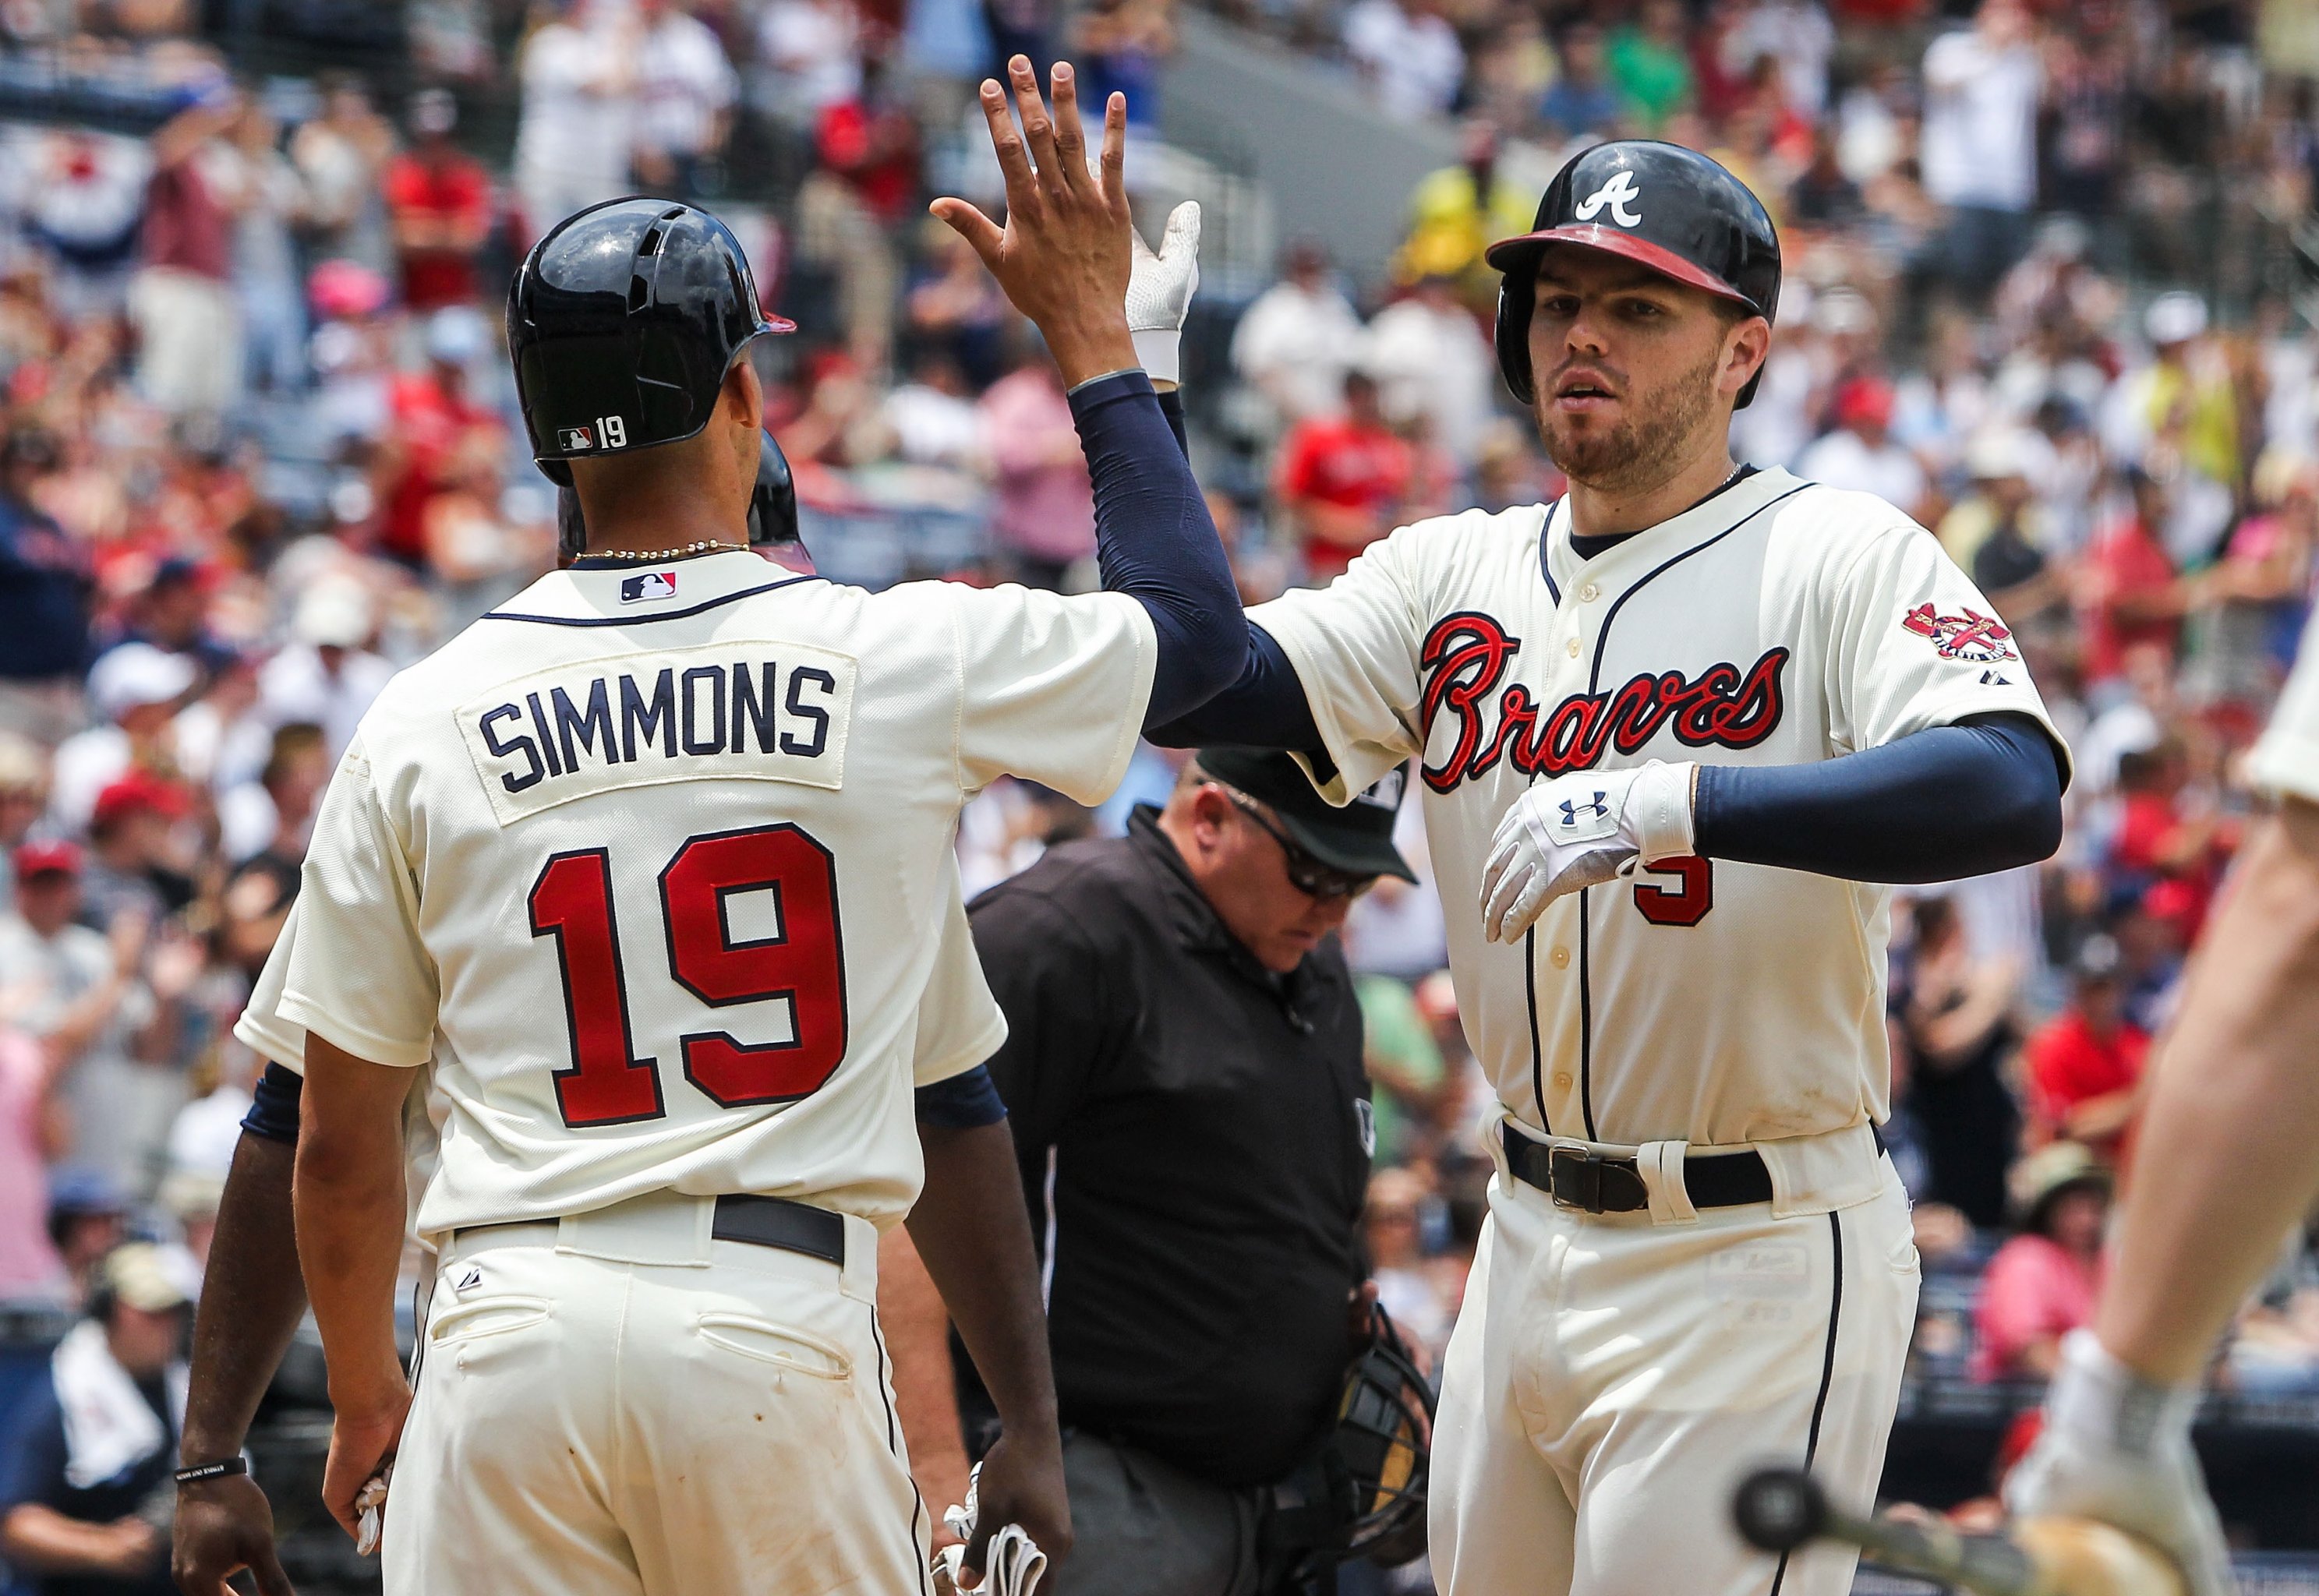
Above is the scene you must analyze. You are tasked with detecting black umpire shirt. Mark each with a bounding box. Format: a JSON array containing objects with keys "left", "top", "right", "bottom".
[{"left": 962, "top": 807, "right": 1373, "bottom": 1488}]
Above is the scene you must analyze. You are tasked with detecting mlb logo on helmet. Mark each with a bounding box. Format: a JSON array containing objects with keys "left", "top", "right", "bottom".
[
  {"left": 619, "top": 570, "right": 678, "bottom": 604},
  {"left": 560, "top": 425, "right": 596, "bottom": 451}
]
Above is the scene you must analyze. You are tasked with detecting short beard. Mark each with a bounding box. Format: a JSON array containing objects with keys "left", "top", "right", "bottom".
[{"left": 1534, "top": 341, "right": 1725, "bottom": 493}]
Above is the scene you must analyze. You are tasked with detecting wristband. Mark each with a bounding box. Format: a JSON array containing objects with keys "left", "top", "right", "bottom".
[
  {"left": 1129, "top": 329, "right": 1180, "bottom": 385},
  {"left": 175, "top": 1457, "right": 249, "bottom": 1485},
  {"left": 1625, "top": 760, "right": 1699, "bottom": 864}
]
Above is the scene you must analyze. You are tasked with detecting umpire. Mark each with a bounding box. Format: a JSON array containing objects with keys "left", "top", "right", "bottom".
[{"left": 958, "top": 747, "right": 1416, "bottom": 1596}]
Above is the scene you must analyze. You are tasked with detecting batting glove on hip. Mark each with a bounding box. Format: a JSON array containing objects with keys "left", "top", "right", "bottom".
[
  {"left": 1482, "top": 761, "right": 1696, "bottom": 945},
  {"left": 2006, "top": 1331, "right": 2237, "bottom": 1596},
  {"left": 1124, "top": 200, "right": 1200, "bottom": 383}
]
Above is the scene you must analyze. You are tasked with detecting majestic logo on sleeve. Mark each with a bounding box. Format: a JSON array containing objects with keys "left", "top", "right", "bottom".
[
  {"left": 1574, "top": 170, "right": 1643, "bottom": 228},
  {"left": 1417, "top": 613, "right": 1788, "bottom": 793},
  {"left": 1900, "top": 603, "right": 2017, "bottom": 663}
]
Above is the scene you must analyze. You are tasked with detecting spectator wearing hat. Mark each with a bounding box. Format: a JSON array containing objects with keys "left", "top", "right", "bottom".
[
  {"left": 2022, "top": 936, "right": 2148, "bottom": 1163},
  {"left": 43, "top": 1171, "right": 129, "bottom": 1312},
  {"left": 956, "top": 750, "right": 1416, "bottom": 1594},
  {"left": 253, "top": 579, "right": 391, "bottom": 760},
  {"left": 81, "top": 775, "right": 194, "bottom": 932},
  {"left": 380, "top": 89, "right": 496, "bottom": 316},
  {"left": 1795, "top": 377, "right": 1928, "bottom": 519},
  {"left": 1971, "top": 1143, "right": 2111, "bottom": 1382},
  {"left": 0, "top": 842, "right": 193, "bottom": 1197},
  {"left": 49, "top": 645, "right": 196, "bottom": 837},
  {"left": 0, "top": 1241, "right": 196, "bottom": 1595},
  {"left": 97, "top": 559, "right": 233, "bottom": 683}
]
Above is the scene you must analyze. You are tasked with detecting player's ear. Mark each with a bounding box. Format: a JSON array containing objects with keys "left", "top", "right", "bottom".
[
  {"left": 722, "top": 353, "right": 764, "bottom": 431},
  {"left": 1723, "top": 314, "right": 1770, "bottom": 404}
]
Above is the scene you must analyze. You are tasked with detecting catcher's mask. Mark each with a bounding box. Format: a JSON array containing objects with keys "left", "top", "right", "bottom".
[{"left": 1326, "top": 1302, "right": 1434, "bottom": 1567}]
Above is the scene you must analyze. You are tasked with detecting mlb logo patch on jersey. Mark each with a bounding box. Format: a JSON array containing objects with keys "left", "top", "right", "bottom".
[
  {"left": 620, "top": 570, "right": 678, "bottom": 604},
  {"left": 559, "top": 425, "right": 596, "bottom": 451}
]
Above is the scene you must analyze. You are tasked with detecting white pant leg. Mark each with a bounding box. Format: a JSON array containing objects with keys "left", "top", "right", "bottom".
[
  {"left": 1427, "top": 1211, "right": 1578, "bottom": 1596},
  {"left": 1554, "top": 1171, "right": 1920, "bottom": 1596},
  {"left": 381, "top": 1235, "right": 929, "bottom": 1596}
]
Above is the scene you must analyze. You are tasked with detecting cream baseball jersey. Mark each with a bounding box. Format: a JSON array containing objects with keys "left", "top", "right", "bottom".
[
  {"left": 275, "top": 550, "right": 1151, "bottom": 1239},
  {"left": 1254, "top": 466, "right": 2066, "bottom": 1149},
  {"left": 2249, "top": 605, "right": 2319, "bottom": 805}
]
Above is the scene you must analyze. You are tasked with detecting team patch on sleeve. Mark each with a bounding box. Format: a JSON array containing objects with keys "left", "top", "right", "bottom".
[
  {"left": 458, "top": 640, "right": 856, "bottom": 825},
  {"left": 1899, "top": 603, "right": 2017, "bottom": 664}
]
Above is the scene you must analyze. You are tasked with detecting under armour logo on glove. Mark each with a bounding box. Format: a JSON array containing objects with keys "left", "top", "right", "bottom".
[
  {"left": 1560, "top": 793, "right": 1610, "bottom": 828},
  {"left": 1575, "top": 170, "right": 1643, "bottom": 228}
]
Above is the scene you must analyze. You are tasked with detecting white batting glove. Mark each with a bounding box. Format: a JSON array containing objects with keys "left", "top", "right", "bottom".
[
  {"left": 2005, "top": 1332, "right": 2236, "bottom": 1596},
  {"left": 1125, "top": 200, "right": 1200, "bottom": 383},
  {"left": 1481, "top": 761, "right": 1696, "bottom": 944}
]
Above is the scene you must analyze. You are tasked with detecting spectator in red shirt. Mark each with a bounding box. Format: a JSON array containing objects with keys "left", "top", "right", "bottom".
[
  {"left": 2080, "top": 468, "right": 2197, "bottom": 686},
  {"left": 381, "top": 89, "right": 495, "bottom": 314},
  {"left": 376, "top": 307, "right": 504, "bottom": 567},
  {"left": 1972, "top": 1142, "right": 2111, "bottom": 1382},
  {"left": 2106, "top": 738, "right": 2226, "bottom": 923},
  {"left": 2023, "top": 935, "right": 2147, "bottom": 1160},
  {"left": 1275, "top": 370, "right": 1413, "bottom": 583}
]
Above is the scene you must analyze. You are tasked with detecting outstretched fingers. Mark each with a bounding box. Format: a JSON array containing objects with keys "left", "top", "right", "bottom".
[
  {"left": 1006, "top": 55, "right": 1065, "bottom": 197},
  {"left": 974, "top": 74, "right": 1036, "bottom": 206},
  {"left": 928, "top": 196, "right": 1006, "bottom": 273},
  {"left": 1048, "top": 62, "right": 1093, "bottom": 192},
  {"left": 1098, "top": 91, "right": 1129, "bottom": 214}
]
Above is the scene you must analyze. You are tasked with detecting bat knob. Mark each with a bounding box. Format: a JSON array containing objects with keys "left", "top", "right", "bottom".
[{"left": 1734, "top": 1468, "right": 1827, "bottom": 1555}]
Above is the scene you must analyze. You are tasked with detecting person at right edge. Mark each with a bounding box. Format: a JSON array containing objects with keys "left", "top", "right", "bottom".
[
  {"left": 1151, "top": 141, "right": 2070, "bottom": 1595},
  {"left": 2000, "top": 545, "right": 2319, "bottom": 1587}
]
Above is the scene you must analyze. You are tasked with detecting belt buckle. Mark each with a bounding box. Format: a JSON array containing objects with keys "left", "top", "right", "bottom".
[{"left": 1547, "top": 1148, "right": 1646, "bottom": 1214}]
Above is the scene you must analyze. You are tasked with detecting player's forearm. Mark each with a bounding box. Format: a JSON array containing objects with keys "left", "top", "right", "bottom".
[
  {"left": 295, "top": 1041, "right": 412, "bottom": 1412},
  {"left": 1693, "top": 715, "right": 2062, "bottom": 882},
  {"left": 1146, "top": 620, "right": 1324, "bottom": 751},
  {"left": 1069, "top": 369, "right": 1246, "bottom": 726},
  {"left": 182, "top": 1131, "right": 309, "bottom": 1464},
  {"left": 0, "top": 1503, "right": 122, "bottom": 1571},
  {"left": 2095, "top": 802, "right": 2319, "bottom": 1384},
  {"left": 905, "top": 1120, "right": 1061, "bottom": 1444}
]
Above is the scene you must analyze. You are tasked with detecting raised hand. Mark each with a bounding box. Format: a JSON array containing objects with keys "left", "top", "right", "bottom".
[{"left": 930, "top": 57, "right": 1137, "bottom": 387}]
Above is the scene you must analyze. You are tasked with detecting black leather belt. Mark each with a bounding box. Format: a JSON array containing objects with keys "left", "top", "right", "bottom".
[
  {"left": 709, "top": 1194, "right": 847, "bottom": 1264},
  {"left": 1501, "top": 1125, "right": 1773, "bottom": 1214},
  {"left": 459, "top": 1194, "right": 846, "bottom": 1266}
]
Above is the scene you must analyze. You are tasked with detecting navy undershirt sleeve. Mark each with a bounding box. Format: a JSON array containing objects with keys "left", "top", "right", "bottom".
[
  {"left": 240, "top": 1060, "right": 303, "bottom": 1145},
  {"left": 913, "top": 1064, "right": 1009, "bottom": 1129},
  {"left": 1146, "top": 622, "right": 1324, "bottom": 750},
  {"left": 1693, "top": 714, "right": 2064, "bottom": 882},
  {"left": 1066, "top": 371, "right": 1244, "bottom": 728}
]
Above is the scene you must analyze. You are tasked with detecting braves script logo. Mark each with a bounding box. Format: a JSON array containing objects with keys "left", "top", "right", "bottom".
[
  {"left": 1574, "top": 170, "right": 1643, "bottom": 228},
  {"left": 1900, "top": 603, "right": 2017, "bottom": 662},
  {"left": 1418, "top": 613, "right": 1788, "bottom": 793}
]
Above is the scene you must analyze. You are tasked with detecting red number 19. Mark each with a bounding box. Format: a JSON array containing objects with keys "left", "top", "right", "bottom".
[{"left": 528, "top": 824, "right": 849, "bottom": 1128}]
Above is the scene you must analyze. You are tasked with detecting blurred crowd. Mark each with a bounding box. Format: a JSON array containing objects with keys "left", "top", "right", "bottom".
[{"left": 0, "top": 0, "right": 2313, "bottom": 1520}]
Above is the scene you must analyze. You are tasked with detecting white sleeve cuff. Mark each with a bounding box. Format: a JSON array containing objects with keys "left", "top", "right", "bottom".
[{"left": 1129, "top": 329, "right": 1179, "bottom": 385}]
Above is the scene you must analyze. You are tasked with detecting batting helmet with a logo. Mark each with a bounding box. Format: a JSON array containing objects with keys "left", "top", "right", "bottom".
[
  {"left": 1486, "top": 141, "right": 1781, "bottom": 408},
  {"left": 509, "top": 197, "right": 794, "bottom": 485}
]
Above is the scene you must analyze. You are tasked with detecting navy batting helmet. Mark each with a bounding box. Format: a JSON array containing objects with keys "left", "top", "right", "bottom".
[
  {"left": 1486, "top": 141, "right": 1780, "bottom": 409},
  {"left": 509, "top": 197, "right": 794, "bottom": 486}
]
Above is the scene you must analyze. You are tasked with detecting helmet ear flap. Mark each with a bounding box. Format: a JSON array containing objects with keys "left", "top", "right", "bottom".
[{"left": 1494, "top": 276, "right": 1536, "bottom": 406}]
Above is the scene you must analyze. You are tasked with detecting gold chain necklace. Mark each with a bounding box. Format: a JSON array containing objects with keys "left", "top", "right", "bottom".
[{"left": 569, "top": 539, "right": 746, "bottom": 564}]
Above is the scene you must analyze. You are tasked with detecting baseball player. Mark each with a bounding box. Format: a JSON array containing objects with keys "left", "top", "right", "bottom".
[
  {"left": 1153, "top": 140, "right": 2070, "bottom": 1594},
  {"left": 168, "top": 452, "right": 1006, "bottom": 1593},
  {"left": 2003, "top": 619, "right": 2319, "bottom": 1590},
  {"left": 263, "top": 62, "right": 1236, "bottom": 1595}
]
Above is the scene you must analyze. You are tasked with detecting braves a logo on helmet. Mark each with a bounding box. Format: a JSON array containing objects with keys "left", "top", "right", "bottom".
[
  {"left": 1418, "top": 613, "right": 1788, "bottom": 792},
  {"left": 1900, "top": 603, "right": 2017, "bottom": 663},
  {"left": 1574, "top": 170, "right": 1643, "bottom": 228}
]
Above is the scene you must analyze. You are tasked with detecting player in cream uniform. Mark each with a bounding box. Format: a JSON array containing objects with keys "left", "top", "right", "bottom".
[
  {"left": 1154, "top": 141, "right": 2070, "bottom": 1594},
  {"left": 279, "top": 69, "right": 1236, "bottom": 1596}
]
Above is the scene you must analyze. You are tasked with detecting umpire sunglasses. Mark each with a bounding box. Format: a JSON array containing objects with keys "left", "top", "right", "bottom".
[{"left": 1219, "top": 787, "right": 1380, "bottom": 902}]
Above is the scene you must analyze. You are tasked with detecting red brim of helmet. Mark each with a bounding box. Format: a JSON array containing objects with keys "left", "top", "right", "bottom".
[
  {"left": 765, "top": 314, "right": 799, "bottom": 334},
  {"left": 1485, "top": 224, "right": 1756, "bottom": 312}
]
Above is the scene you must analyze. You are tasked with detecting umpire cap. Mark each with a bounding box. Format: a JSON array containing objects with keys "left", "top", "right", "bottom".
[
  {"left": 1195, "top": 749, "right": 1416, "bottom": 884},
  {"left": 509, "top": 197, "right": 794, "bottom": 486},
  {"left": 1486, "top": 141, "right": 1781, "bottom": 409}
]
